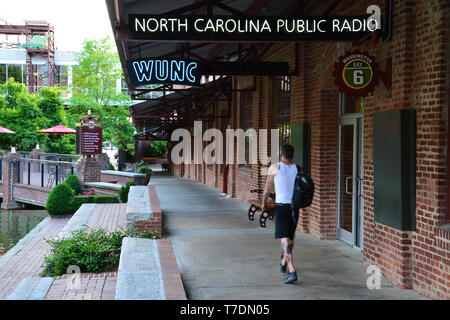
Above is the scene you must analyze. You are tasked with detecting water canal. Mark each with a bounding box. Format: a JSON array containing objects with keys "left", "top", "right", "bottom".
[{"left": 0, "top": 209, "right": 48, "bottom": 255}]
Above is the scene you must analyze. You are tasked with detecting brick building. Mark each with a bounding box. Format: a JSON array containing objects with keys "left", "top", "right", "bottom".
[{"left": 107, "top": 0, "right": 450, "bottom": 299}]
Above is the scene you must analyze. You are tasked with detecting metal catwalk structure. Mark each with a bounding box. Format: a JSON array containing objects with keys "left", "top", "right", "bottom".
[{"left": 0, "top": 19, "right": 56, "bottom": 92}]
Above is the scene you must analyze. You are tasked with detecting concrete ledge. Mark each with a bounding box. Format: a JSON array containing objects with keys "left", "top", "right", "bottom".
[
  {"left": 126, "top": 186, "right": 151, "bottom": 225},
  {"left": 115, "top": 237, "right": 165, "bottom": 300},
  {"left": 101, "top": 170, "right": 146, "bottom": 186},
  {"left": 101, "top": 170, "right": 145, "bottom": 178},
  {"left": 56, "top": 203, "right": 97, "bottom": 239},
  {"left": 84, "top": 181, "right": 122, "bottom": 191},
  {"left": 7, "top": 277, "right": 53, "bottom": 300}
]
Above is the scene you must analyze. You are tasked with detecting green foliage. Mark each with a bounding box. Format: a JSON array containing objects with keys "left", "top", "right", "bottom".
[
  {"left": 0, "top": 78, "right": 73, "bottom": 153},
  {"left": 40, "top": 227, "right": 160, "bottom": 277},
  {"left": 65, "top": 174, "right": 82, "bottom": 195},
  {"left": 41, "top": 227, "right": 122, "bottom": 276},
  {"left": 109, "top": 163, "right": 115, "bottom": 170},
  {"left": 119, "top": 181, "right": 136, "bottom": 203},
  {"left": 144, "top": 141, "right": 167, "bottom": 158},
  {"left": 70, "top": 195, "right": 119, "bottom": 213},
  {"left": 68, "top": 37, "right": 134, "bottom": 154},
  {"left": 135, "top": 160, "right": 153, "bottom": 175},
  {"left": 134, "top": 229, "right": 160, "bottom": 240},
  {"left": 46, "top": 183, "right": 75, "bottom": 216}
]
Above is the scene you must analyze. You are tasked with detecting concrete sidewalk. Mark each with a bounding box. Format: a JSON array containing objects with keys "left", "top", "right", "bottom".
[{"left": 151, "top": 173, "right": 428, "bottom": 300}]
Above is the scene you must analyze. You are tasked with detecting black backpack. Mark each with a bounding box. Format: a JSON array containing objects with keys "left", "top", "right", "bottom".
[{"left": 292, "top": 165, "right": 315, "bottom": 209}]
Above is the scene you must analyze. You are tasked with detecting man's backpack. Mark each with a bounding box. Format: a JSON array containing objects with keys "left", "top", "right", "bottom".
[{"left": 292, "top": 165, "right": 315, "bottom": 209}]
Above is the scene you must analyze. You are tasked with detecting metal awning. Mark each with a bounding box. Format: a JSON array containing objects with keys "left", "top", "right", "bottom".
[
  {"left": 103, "top": 0, "right": 322, "bottom": 98},
  {"left": 104, "top": 0, "right": 371, "bottom": 140}
]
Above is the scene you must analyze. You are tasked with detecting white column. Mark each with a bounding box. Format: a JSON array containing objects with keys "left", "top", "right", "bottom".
[{"left": 68, "top": 65, "right": 73, "bottom": 98}]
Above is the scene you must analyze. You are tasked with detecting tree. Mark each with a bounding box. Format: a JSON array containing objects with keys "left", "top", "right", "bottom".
[
  {"left": 69, "top": 37, "right": 134, "bottom": 154},
  {"left": 0, "top": 78, "right": 71, "bottom": 153}
]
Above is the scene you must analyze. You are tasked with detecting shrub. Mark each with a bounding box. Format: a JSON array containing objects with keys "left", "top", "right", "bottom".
[
  {"left": 109, "top": 163, "right": 115, "bottom": 170},
  {"left": 40, "top": 227, "right": 160, "bottom": 277},
  {"left": 135, "top": 161, "right": 152, "bottom": 175},
  {"left": 144, "top": 141, "right": 167, "bottom": 158},
  {"left": 70, "top": 195, "right": 120, "bottom": 213},
  {"left": 119, "top": 181, "right": 136, "bottom": 203},
  {"left": 64, "top": 174, "right": 82, "bottom": 195},
  {"left": 46, "top": 183, "right": 75, "bottom": 216},
  {"left": 41, "top": 227, "right": 121, "bottom": 276}
]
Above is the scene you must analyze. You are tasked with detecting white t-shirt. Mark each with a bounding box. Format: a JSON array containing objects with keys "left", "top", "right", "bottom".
[{"left": 269, "top": 162, "right": 298, "bottom": 204}]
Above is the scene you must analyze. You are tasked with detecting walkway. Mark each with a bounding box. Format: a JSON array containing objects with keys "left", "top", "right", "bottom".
[
  {"left": 0, "top": 203, "right": 127, "bottom": 300},
  {"left": 151, "top": 173, "right": 428, "bottom": 300}
]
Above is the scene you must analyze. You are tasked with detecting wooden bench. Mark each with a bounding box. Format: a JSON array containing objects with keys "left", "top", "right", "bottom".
[{"left": 248, "top": 189, "right": 276, "bottom": 228}]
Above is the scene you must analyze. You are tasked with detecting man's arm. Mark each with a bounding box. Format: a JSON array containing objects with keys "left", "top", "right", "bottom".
[
  {"left": 261, "top": 163, "right": 279, "bottom": 210},
  {"left": 261, "top": 175, "right": 275, "bottom": 210}
]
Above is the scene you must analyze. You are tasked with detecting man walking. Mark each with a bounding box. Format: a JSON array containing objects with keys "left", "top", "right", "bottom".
[{"left": 261, "top": 143, "right": 299, "bottom": 284}]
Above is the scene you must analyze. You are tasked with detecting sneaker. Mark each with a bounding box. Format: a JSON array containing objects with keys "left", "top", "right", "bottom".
[{"left": 284, "top": 271, "right": 298, "bottom": 284}]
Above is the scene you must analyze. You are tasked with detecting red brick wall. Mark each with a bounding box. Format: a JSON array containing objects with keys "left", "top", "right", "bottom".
[
  {"left": 135, "top": 186, "right": 163, "bottom": 237},
  {"left": 12, "top": 183, "right": 51, "bottom": 206},
  {"left": 168, "top": 0, "right": 450, "bottom": 299}
]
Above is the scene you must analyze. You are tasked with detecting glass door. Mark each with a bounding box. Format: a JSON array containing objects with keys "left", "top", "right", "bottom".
[{"left": 337, "top": 115, "right": 364, "bottom": 249}]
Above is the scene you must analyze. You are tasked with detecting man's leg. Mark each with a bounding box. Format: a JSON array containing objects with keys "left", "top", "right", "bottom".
[{"left": 281, "top": 238, "right": 295, "bottom": 273}]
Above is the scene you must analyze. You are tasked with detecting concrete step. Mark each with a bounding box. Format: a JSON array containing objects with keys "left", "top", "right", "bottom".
[
  {"left": 115, "top": 237, "right": 165, "bottom": 300},
  {"left": 115, "top": 237, "right": 186, "bottom": 300},
  {"left": 7, "top": 277, "right": 53, "bottom": 300}
]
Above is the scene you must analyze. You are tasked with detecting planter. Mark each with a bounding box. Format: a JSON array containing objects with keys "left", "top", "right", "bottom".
[{"left": 144, "top": 173, "right": 152, "bottom": 185}]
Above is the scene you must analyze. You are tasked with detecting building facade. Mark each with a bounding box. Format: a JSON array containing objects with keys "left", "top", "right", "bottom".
[
  {"left": 167, "top": 0, "right": 450, "bottom": 299},
  {"left": 107, "top": 0, "right": 450, "bottom": 300}
]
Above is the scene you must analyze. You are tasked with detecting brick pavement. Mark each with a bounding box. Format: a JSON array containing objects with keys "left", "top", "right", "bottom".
[
  {"left": 0, "top": 203, "right": 128, "bottom": 300},
  {"left": 0, "top": 217, "right": 69, "bottom": 299},
  {"left": 44, "top": 272, "right": 117, "bottom": 300},
  {"left": 43, "top": 204, "right": 127, "bottom": 300}
]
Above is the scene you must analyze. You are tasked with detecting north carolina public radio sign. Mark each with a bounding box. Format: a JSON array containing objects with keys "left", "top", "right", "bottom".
[{"left": 129, "top": 15, "right": 380, "bottom": 41}]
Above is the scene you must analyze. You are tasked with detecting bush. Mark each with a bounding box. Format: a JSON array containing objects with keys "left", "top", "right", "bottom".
[
  {"left": 119, "top": 181, "right": 136, "bottom": 203},
  {"left": 40, "top": 227, "right": 160, "bottom": 277},
  {"left": 134, "top": 160, "right": 152, "bottom": 175},
  {"left": 144, "top": 141, "right": 167, "bottom": 158},
  {"left": 46, "top": 183, "right": 75, "bottom": 216},
  {"left": 41, "top": 227, "right": 122, "bottom": 276},
  {"left": 64, "top": 174, "right": 82, "bottom": 195},
  {"left": 109, "top": 163, "right": 115, "bottom": 170},
  {"left": 70, "top": 195, "right": 119, "bottom": 213}
]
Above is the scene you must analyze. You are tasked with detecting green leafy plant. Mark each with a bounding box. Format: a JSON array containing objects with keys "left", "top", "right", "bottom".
[
  {"left": 135, "top": 160, "right": 153, "bottom": 175},
  {"left": 40, "top": 227, "right": 160, "bottom": 277},
  {"left": 118, "top": 181, "right": 136, "bottom": 203},
  {"left": 144, "top": 141, "right": 167, "bottom": 158},
  {"left": 109, "top": 163, "right": 115, "bottom": 170},
  {"left": 41, "top": 227, "right": 121, "bottom": 276},
  {"left": 45, "top": 183, "right": 75, "bottom": 216},
  {"left": 64, "top": 174, "right": 82, "bottom": 195}
]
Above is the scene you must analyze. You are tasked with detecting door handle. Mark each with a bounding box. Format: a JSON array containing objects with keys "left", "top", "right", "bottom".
[
  {"left": 357, "top": 178, "right": 363, "bottom": 196},
  {"left": 345, "top": 176, "right": 353, "bottom": 195}
]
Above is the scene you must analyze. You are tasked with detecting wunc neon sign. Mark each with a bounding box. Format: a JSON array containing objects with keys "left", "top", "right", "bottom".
[{"left": 127, "top": 58, "right": 201, "bottom": 87}]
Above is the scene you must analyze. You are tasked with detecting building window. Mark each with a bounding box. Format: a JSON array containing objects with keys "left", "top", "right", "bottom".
[
  {"left": 275, "top": 76, "right": 291, "bottom": 149},
  {"left": 240, "top": 90, "right": 253, "bottom": 168}
]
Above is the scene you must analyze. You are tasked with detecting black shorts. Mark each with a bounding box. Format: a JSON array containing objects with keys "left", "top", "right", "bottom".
[{"left": 274, "top": 204, "right": 299, "bottom": 240}]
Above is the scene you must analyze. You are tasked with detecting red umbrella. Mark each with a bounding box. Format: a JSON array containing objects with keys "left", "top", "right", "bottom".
[
  {"left": 0, "top": 126, "right": 16, "bottom": 133},
  {"left": 38, "top": 124, "right": 76, "bottom": 154}
]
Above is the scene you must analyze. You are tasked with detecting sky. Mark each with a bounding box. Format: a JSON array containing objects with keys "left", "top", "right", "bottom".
[{"left": 0, "top": 0, "right": 114, "bottom": 52}]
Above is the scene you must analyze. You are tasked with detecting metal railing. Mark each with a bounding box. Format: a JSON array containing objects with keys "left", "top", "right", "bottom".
[{"left": 16, "top": 158, "right": 78, "bottom": 188}]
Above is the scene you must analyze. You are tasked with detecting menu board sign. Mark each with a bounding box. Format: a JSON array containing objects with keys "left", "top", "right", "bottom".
[{"left": 81, "top": 123, "right": 102, "bottom": 154}]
